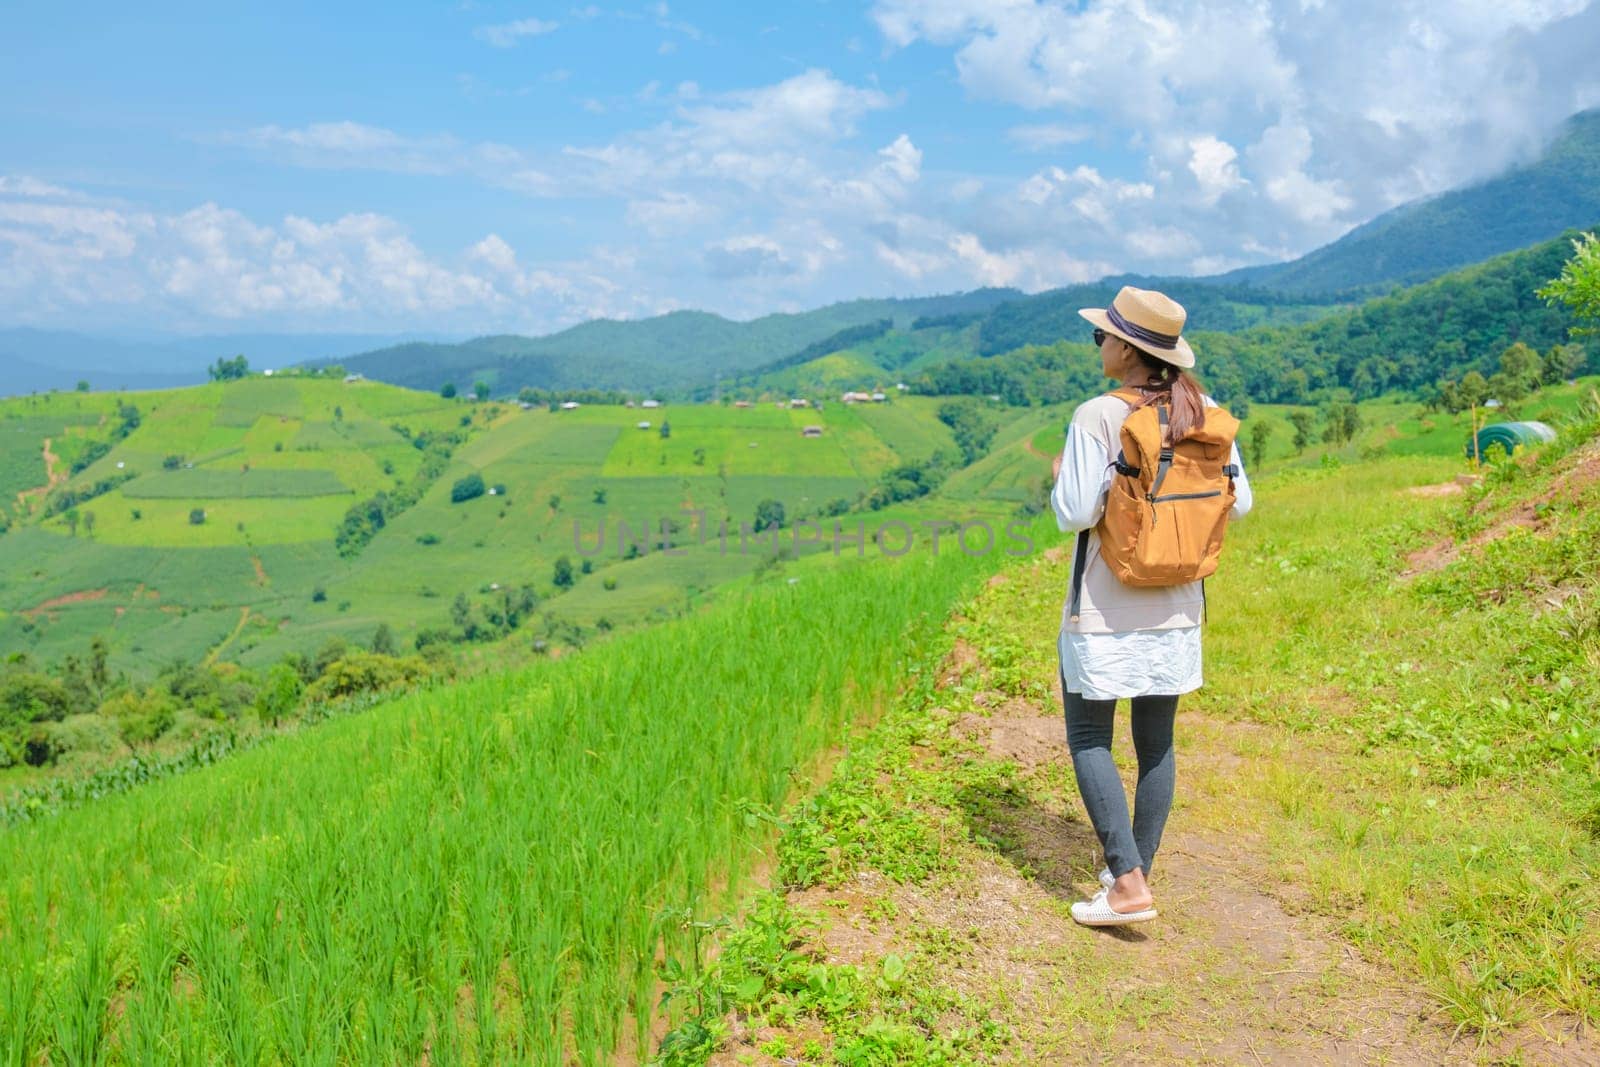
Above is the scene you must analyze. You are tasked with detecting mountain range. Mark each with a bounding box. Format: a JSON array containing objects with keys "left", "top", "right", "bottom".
[{"left": 5, "top": 108, "right": 1600, "bottom": 397}]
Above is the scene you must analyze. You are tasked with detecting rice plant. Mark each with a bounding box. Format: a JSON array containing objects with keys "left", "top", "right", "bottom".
[{"left": 0, "top": 543, "right": 993, "bottom": 1062}]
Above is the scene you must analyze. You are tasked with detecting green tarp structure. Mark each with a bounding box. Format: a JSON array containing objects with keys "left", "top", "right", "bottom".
[{"left": 1467, "top": 420, "right": 1557, "bottom": 459}]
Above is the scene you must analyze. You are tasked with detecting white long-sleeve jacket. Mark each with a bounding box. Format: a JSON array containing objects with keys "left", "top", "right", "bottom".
[{"left": 1050, "top": 393, "right": 1253, "bottom": 634}]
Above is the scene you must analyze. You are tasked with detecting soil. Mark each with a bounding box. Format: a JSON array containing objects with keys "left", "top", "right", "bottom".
[
  {"left": 700, "top": 626, "right": 1594, "bottom": 1066},
  {"left": 1403, "top": 443, "right": 1600, "bottom": 577},
  {"left": 15, "top": 436, "right": 65, "bottom": 511},
  {"left": 23, "top": 587, "right": 109, "bottom": 617}
]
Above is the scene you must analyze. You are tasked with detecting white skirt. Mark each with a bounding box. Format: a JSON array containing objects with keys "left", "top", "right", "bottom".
[{"left": 1058, "top": 625, "right": 1203, "bottom": 701}]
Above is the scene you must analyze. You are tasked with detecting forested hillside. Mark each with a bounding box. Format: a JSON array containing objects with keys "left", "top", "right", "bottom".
[
  {"left": 910, "top": 229, "right": 1593, "bottom": 408},
  {"left": 1214, "top": 108, "right": 1600, "bottom": 296}
]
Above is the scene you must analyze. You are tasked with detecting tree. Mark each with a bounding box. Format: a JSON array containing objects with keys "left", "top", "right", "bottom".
[
  {"left": 451, "top": 473, "right": 486, "bottom": 503},
  {"left": 1340, "top": 403, "right": 1363, "bottom": 445},
  {"left": 76, "top": 380, "right": 89, "bottom": 392},
  {"left": 89, "top": 636, "right": 110, "bottom": 695},
  {"left": 371, "top": 622, "right": 396, "bottom": 656},
  {"left": 1458, "top": 371, "right": 1489, "bottom": 411},
  {"left": 1247, "top": 420, "right": 1273, "bottom": 470},
  {"left": 473, "top": 380, "right": 491, "bottom": 401},
  {"left": 82, "top": 510, "right": 95, "bottom": 539},
  {"left": 1537, "top": 232, "right": 1600, "bottom": 337},
  {"left": 552, "top": 556, "right": 575, "bottom": 589},
  {"left": 754, "top": 498, "right": 785, "bottom": 532},
  {"left": 1288, "top": 410, "right": 1315, "bottom": 454},
  {"left": 163, "top": 454, "right": 183, "bottom": 470},
  {"left": 441, "top": 382, "right": 458, "bottom": 399},
  {"left": 208, "top": 355, "right": 249, "bottom": 381},
  {"left": 1489, "top": 342, "right": 1541, "bottom": 409},
  {"left": 450, "top": 593, "right": 472, "bottom": 630},
  {"left": 548, "top": 493, "right": 561, "bottom": 511},
  {"left": 1543, "top": 343, "right": 1587, "bottom": 385},
  {"left": 189, "top": 508, "right": 206, "bottom": 525},
  {"left": 65, "top": 509, "right": 79, "bottom": 537},
  {"left": 592, "top": 487, "right": 607, "bottom": 505},
  {"left": 255, "top": 663, "right": 303, "bottom": 729},
  {"left": 659, "top": 420, "right": 672, "bottom": 439}
]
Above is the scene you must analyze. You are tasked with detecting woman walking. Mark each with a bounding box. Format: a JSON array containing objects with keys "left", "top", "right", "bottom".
[{"left": 1049, "top": 286, "right": 1253, "bottom": 927}]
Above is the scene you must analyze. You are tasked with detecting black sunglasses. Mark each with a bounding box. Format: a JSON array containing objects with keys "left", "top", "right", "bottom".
[{"left": 1092, "top": 327, "right": 1108, "bottom": 346}]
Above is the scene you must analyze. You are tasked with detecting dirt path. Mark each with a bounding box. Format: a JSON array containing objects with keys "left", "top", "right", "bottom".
[
  {"left": 15, "top": 436, "right": 65, "bottom": 511},
  {"left": 203, "top": 607, "right": 251, "bottom": 667},
  {"left": 697, "top": 560, "right": 1591, "bottom": 1065}
]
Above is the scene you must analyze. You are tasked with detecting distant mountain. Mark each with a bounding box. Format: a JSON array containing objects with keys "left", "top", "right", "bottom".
[
  {"left": 909, "top": 227, "right": 1590, "bottom": 409},
  {"left": 0, "top": 329, "right": 458, "bottom": 397},
  {"left": 1214, "top": 109, "right": 1600, "bottom": 297},
  {"left": 333, "top": 290, "right": 1023, "bottom": 395}
]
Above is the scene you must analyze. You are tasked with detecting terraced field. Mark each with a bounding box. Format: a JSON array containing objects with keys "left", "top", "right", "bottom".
[{"left": 0, "top": 379, "right": 998, "bottom": 674}]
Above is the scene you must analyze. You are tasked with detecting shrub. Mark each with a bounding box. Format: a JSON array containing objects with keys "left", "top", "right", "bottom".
[
  {"left": 417, "top": 532, "right": 440, "bottom": 545},
  {"left": 303, "top": 652, "right": 428, "bottom": 704},
  {"left": 188, "top": 508, "right": 206, "bottom": 525},
  {"left": 451, "top": 473, "right": 486, "bottom": 503},
  {"left": 311, "top": 586, "right": 327, "bottom": 603},
  {"left": 603, "top": 576, "right": 618, "bottom": 591}
]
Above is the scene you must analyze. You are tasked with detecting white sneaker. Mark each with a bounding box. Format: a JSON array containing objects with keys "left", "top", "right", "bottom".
[{"left": 1071, "top": 887, "right": 1158, "bottom": 927}]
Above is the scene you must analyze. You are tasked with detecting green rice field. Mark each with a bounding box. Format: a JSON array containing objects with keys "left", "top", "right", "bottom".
[{"left": 0, "top": 542, "right": 997, "bottom": 1064}]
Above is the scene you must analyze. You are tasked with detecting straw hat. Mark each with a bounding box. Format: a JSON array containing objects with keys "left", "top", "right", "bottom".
[{"left": 1078, "top": 286, "right": 1195, "bottom": 369}]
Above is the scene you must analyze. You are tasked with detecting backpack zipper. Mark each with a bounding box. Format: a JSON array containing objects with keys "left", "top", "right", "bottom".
[{"left": 1145, "top": 488, "right": 1224, "bottom": 527}]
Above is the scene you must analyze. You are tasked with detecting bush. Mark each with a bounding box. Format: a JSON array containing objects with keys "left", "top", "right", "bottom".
[
  {"left": 188, "top": 508, "right": 206, "bottom": 525},
  {"left": 451, "top": 473, "right": 486, "bottom": 503},
  {"left": 603, "top": 576, "right": 618, "bottom": 591},
  {"left": 416, "top": 532, "right": 441, "bottom": 545},
  {"left": 303, "top": 652, "right": 429, "bottom": 704}
]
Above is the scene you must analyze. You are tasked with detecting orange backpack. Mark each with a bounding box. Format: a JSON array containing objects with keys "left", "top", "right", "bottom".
[{"left": 1069, "top": 388, "right": 1241, "bottom": 621}]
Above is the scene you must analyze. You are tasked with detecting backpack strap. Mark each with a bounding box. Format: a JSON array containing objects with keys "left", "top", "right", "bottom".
[
  {"left": 1149, "top": 405, "right": 1175, "bottom": 500},
  {"left": 1068, "top": 528, "right": 1090, "bottom": 623}
]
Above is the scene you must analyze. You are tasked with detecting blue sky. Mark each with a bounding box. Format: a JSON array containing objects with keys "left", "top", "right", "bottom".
[{"left": 4, "top": 0, "right": 1599, "bottom": 336}]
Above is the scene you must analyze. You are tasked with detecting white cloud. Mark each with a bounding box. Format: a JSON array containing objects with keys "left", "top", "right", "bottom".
[
  {"left": 475, "top": 18, "right": 559, "bottom": 48},
  {"left": 1006, "top": 123, "right": 1092, "bottom": 151},
  {"left": 873, "top": 0, "right": 1600, "bottom": 269},
  {"left": 226, "top": 121, "right": 560, "bottom": 198},
  {"left": 1187, "top": 135, "right": 1244, "bottom": 205},
  {"left": 0, "top": 176, "right": 633, "bottom": 331}
]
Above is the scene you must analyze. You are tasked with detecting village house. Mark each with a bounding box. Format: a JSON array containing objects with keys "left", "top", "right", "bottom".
[
  {"left": 637, "top": 421, "right": 651, "bottom": 430},
  {"left": 561, "top": 401, "right": 581, "bottom": 410},
  {"left": 789, "top": 398, "right": 809, "bottom": 408},
  {"left": 840, "top": 391, "right": 872, "bottom": 403},
  {"left": 800, "top": 425, "right": 823, "bottom": 438}
]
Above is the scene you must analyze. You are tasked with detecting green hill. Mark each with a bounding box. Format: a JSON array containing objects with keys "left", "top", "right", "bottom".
[
  {"left": 333, "top": 290, "right": 1022, "bottom": 395},
  {"left": 1215, "top": 109, "right": 1600, "bottom": 297},
  {"left": 909, "top": 228, "right": 1594, "bottom": 408}
]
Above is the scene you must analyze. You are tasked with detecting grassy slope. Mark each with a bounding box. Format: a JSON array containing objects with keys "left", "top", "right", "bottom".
[
  {"left": 650, "top": 412, "right": 1600, "bottom": 1063},
  {"left": 0, "top": 537, "right": 999, "bottom": 1065}
]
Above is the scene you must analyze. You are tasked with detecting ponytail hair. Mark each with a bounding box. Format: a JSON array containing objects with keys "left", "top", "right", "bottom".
[{"left": 1129, "top": 347, "right": 1206, "bottom": 441}]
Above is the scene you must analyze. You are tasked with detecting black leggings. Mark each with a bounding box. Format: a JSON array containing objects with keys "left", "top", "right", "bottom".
[{"left": 1062, "top": 687, "right": 1179, "bottom": 880}]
